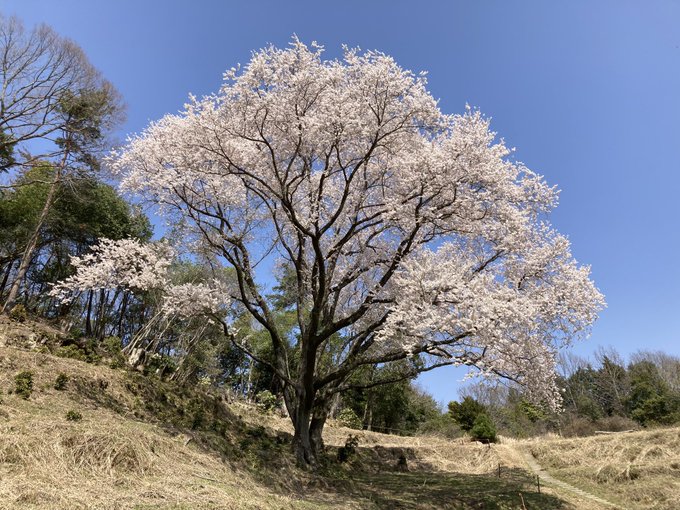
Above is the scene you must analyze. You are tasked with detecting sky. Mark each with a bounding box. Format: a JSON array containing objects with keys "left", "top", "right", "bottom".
[{"left": 2, "top": 0, "right": 679, "bottom": 406}]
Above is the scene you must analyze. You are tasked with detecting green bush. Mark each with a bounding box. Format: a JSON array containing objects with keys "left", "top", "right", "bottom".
[
  {"left": 8, "top": 304, "right": 27, "bottom": 323},
  {"left": 65, "top": 410, "right": 82, "bottom": 421},
  {"left": 337, "top": 407, "right": 362, "bottom": 429},
  {"left": 102, "top": 336, "right": 122, "bottom": 353},
  {"left": 470, "top": 413, "right": 497, "bottom": 443},
  {"left": 186, "top": 398, "right": 205, "bottom": 429},
  {"left": 417, "top": 414, "right": 462, "bottom": 439},
  {"left": 53, "top": 373, "right": 69, "bottom": 391},
  {"left": 145, "top": 353, "right": 177, "bottom": 376},
  {"left": 103, "top": 336, "right": 126, "bottom": 368},
  {"left": 55, "top": 344, "right": 88, "bottom": 362},
  {"left": 255, "top": 390, "right": 278, "bottom": 413},
  {"left": 448, "top": 396, "right": 486, "bottom": 432},
  {"left": 14, "top": 371, "right": 34, "bottom": 399}
]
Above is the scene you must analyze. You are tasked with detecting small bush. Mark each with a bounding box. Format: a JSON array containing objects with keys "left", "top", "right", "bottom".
[
  {"left": 337, "top": 408, "right": 362, "bottom": 429},
  {"left": 186, "top": 398, "right": 205, "bottom": 429},
  {"left": 470, "top": 413, "right": 497, "bottom": 443},
  {"left": 102, "top": 336, "right": 122, "bottom": 354},
  {"left": 103, "top": 336, "right": 127, "bottom": 368},
  {"left": 417, "top": 414, "right": 462, "bottom": 439},
  {"left": 65, "top": 410, "right": 82, "bottom": 421},
  {"left": 143, "top": 353, "right": 177, "bottom": 377},
  {"left": 337, "top": 434, "right": 360, "bottom": 463},
  {"left": 255, "top": 390, "right": 278, "bottom": 413},
  {"left": 594, "top": 415, "right": 638, "bottom": 433},
  {"left": 55, "top": 344, "right": 88, "bottom": 362},
  {"left": 8, "top": 304, "right": 27, "bottom": 323},
  {"left": 14, "top": 371, "right": 33, "bottom": 399},
  {"left": 53, "top": 373, "right": 69, "bottom": 391},
  {"left": 561, "top": 416, "right": 597, "bottom": 437}
]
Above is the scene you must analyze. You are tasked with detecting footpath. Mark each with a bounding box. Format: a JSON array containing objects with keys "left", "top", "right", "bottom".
[{"left": 516, "top": 448, "right": 621, "bottom": 509}]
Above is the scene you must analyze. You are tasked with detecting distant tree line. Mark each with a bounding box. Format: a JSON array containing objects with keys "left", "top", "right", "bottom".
[{"left": 446, "top": 347, "right": 680, "bottom": 439}]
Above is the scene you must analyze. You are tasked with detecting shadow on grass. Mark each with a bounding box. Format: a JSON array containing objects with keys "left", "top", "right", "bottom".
[
  {"left": 334, "top": 466, "right": 567, "bottom": 509},
  {"left": 67, "top": 370, "right": 569, "bottom": 508}
]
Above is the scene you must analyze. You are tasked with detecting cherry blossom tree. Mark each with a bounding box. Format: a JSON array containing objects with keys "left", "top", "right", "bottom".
[
  {"left": 50, "top": 238, "right": 230, "bottom": 365},
  {"left": 105, "top": 39, "right": 604, "bottom": 465}
]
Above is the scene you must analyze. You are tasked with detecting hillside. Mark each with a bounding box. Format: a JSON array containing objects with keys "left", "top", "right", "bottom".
[
  {"left": 0, "top": 317, "right": 658, "bottom": 510},
  {"left": 525, "top": 428, "right": 680, "bottom": 510}
]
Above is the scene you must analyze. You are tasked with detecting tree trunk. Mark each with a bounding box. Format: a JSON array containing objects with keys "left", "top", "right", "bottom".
[
  {"left": 85, "top": 289, "right": 94, "bottom": 336},
  {"left": 291, "top": 398, "right": 318, "bottom": 467},
  {"left": 2, "top": 156, "right": 66, "bottom": 314},
  {"left": 94, "top": 288, "right": 107, "bottom": 339},
  {"left": 117, "top": 291, "right": 129, "bottom": 339},
  {"left": 0, "top": 260, "right": 14, "bottom": 301},
  {"left": 310, "top": 398, "right": 331, "bottom": 455}
]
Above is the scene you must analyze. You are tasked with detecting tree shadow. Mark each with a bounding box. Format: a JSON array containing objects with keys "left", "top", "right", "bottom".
[{"left": 336, "top": 467, "right": 568, "bottom": 509}]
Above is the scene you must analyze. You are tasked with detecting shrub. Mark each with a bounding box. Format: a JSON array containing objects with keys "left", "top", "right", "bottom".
[
  {"left": 449, "top": 396, "right": 486, "bottom": 431},
  {"left": 55, "top": 344, "right": 88, "bottom": 362},
  {"left": 102, "top": 336, "right": 122, "bottom": 354},
  {"left": 470, "top": 413, "right": 497, "bottom": 443},
  {"left": 186, "top": 398, "right": 205, "bottom": 429},
  {"left": 337, "top": 434, "right": 359, "bottom": 463},
  {"left": 53, "top": 373, "right": 69, "bottom": 391},
  {"left": 8, "top": 304, "right": 27, "bottom": 323},
  {"left": 594, "top": 415, "right": 638, "bottom": 432},
  {"left": 417, "top": 414, "right": 462, "bottom": 439},
  {"left": 65, "top": 410, "right": 82, "bottom": 421},
  {"left": 102, "top": 336, "right": 126, "bottom": 368},
  {"left": 14, "top": 371, "right": 33, "bottom": 399},
  {"left": 561, "top": 415, "right": 597, "bottom": 437},
  {"left": 396, "top": 453, "right": 408, "bottom": 471},
  {"left": 337, "top": 408, "right": 362, "bottom": 429},
  {"left": 144, "top": 353, "right": 177, "bottom": 377},
  {"left": 255, "top": 390, "right": 278, "bottom": 413}
]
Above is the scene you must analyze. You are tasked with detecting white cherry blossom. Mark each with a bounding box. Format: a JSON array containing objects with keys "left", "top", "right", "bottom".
[{"left": 105, "top": 39, "right": 604, "bottom": 462}]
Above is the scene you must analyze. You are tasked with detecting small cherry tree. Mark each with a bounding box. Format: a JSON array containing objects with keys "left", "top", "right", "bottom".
[
  {"left": 100, "top": 40, "right": 603, "bottom": 465},
  {"left": 50, "top": 238, "right": 230, "bottom": 365}
]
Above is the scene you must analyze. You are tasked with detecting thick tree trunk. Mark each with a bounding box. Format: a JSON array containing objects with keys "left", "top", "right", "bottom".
[
  {"left": 292, "top": 403, "right": 316, "bottom": 467},
  {"left": 309, "top": 400, "right": 331, "bottom": 455}
]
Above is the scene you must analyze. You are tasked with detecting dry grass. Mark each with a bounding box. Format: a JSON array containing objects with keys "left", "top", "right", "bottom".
[
  {"left": 523, "top": 428, "right": 680, "bottom": 509},
  {"left": 0, "top": 321, "right": 620, "bottom": 509},
  {"left": 0, "top": 345, "right": 357, "bottom": 510}
]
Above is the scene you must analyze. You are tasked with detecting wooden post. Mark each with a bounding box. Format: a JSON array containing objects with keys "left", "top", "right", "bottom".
[
  {"left": 536, "top": 475, "right": 541, "bottom": 494},
  {"left": 498, "top": 463, "right": 501, "bottom": 478}
]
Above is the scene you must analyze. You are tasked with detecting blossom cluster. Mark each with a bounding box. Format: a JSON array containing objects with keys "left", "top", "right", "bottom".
[
  {"left": 106, "top": 39, "right": 604, "bottom": 408},
  {"left": 50, "top": 238, "right": 230, "bottom": 318}
]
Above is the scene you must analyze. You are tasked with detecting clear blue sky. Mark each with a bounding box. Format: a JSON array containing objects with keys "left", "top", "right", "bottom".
[{"left": 3, "top": 0, "right": 679, "bottom": 406}]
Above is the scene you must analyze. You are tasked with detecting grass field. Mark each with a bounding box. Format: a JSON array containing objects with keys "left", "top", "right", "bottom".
[
  {"left": 525, "top": 428, "right": 680, "bottom": 510},
  {"left": 0, "top": 318, "right": 673, "bottom": 509}
]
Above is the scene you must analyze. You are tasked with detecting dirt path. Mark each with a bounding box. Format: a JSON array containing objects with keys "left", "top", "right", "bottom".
[{"left": 513, "top": 447, "right": 621, "bottom": 509}]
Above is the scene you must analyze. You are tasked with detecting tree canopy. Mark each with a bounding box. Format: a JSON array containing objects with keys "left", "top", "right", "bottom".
[{"left": 54, "top": 39, "right": 605, "bottom": 465}]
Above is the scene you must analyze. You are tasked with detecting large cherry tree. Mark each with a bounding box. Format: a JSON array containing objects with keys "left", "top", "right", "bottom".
[{"left": 108, "top": 40, "right": 604, "bottom": 465}]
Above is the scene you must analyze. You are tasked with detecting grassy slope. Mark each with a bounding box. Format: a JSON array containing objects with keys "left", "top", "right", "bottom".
[
  {"left": 0, "top": 317, "right": 624, "bottom": 509},
  {"left": 525, "top": 428, "right": 680, "bottom": 510}
]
